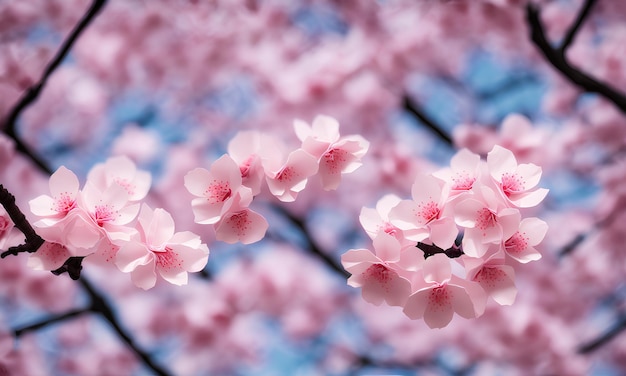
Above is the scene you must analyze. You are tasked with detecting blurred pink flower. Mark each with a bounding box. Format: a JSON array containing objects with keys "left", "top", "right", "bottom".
[{"left": 86, "top": 155, "right": 152, "bottom": 201}]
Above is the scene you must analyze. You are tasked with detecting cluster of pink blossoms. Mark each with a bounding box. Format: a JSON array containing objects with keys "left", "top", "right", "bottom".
[
  {"left": 28, "top": 156, "right": 209, "bottom": 290},
  {"left": 342, "top": 146, "right": 549, "bottom": 328},
  {"left": 184, "top": 115, "right": 369, "bottom": 244}
]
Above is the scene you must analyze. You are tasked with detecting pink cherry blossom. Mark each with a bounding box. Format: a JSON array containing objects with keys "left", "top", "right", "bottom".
[
  {"left": 214, "top": 192, "right": 269, "bottom": 245},
  {"left": 184, "top": 155, "right": 253, "bottom": 224},
  {"left": 432, "top": 148, "right": 481, "bottom": 196},
  {"left": 0, "top": 207, "right": 13, "bottom": 249},
  {"left": 34, "top": 210, "right": 104, "bottom": 257},
  {"left": 115, "top": 204, "right": 209, "bottom": 290},
  {"left": 341, "top": 233, "right": 412, "bottom": 307},
  {"left": 27, "top": 241, "right": 73, "bottom": 271},
  {"left": 227, "top": 131, "right": 273, "bottom": 196},
  {"left": 402, "top": 254, "right": 487, "bottom": 328},
  {"left": 358, "top": 194, "right": 414, "bottom": 249},
  {"left": 86, "top": 155, "right": 152, "bottom": 201},
  {"left": 454, "top": 186, "right": 521, "bottom": 258},
  {"left": 29, "top": 166, "right": 80, "bottom": 221},
  {"left": 263, "top": 149, "right": 319, "bottom": 202},
  {"left": 294, "top": 115, "right": 369, "bottom": 190},
  {"left": 487, "top": 145, "right": 549, "bottom": 208},
  {"left": 503, "top": 217, "right": 547, "bottom": 263},
  {"left": 464, "top": 249, "right": 517, "bottom": 306},
  {"left": 389, "top": 174, "right": 458, "bottom": 249}
]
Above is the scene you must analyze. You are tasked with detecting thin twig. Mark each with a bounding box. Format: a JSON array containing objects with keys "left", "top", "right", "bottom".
[
  {"left": 559, "top": 0, "right": 596, "bottom": 54},
  {"left": 526, "top": 2, "right": 626, "bottom": 114},
  {"left": 2, "top": 0, "right": 108, "bottom": 175},
  {"left": 272, "top": 205, "right": 350, "bottom": 279},
  {"left": 13, "top": 307, "right": 89, "bottom": 338},
  {"left": 0, "top": 184, "right": 44, "bottom": 257},
  {"left": 579, "top": 316, "right": 626, "bottom": 353},
  {"left": 402, "top": 95, "right": 453, "bottom": 146}
]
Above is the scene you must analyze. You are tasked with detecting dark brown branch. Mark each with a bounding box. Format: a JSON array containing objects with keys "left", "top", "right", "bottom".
[
  {"left": 13, "top": 307, "right": 89, "bottom": 338},
  {"left": 559, "top": 0, "right": 596, "bottom": 54},
  {"left": 0, "top": 184, "right": 44, "bottom": 257},
  {"left": 2, "top": 0, "right": 108, "bottom": 175},
  {"left": 402, "top": 95, "right": 453, "bottom": 146},
  {"left": 526, "top": 2, "right": 626, "bottom": 114},
  {"left": 579, "top": 316, "right": 626, "bottom": 353},
  {"left": 78, "top": 277, "right": 172, "bottom": 376},
  {"left": 272, "top": 205, "right": 350, "bottom": 279}
]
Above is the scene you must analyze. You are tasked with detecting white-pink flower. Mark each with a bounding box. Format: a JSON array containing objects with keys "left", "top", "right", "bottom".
[
  {"left": 0, "top": 207, "right": 13, "bottom": 250},
  {"left": 487, "top": 145, "right": 549, "bottom": 207},
  {"left": 359, "top": 194, "right": 415, "bottom": 250},
  {"left": 115, "top": 204, "right": 209, "bottom": 290},
  {"left": 454, "top": 186, "right": 521, "bottom": 258},
  {"left": 214, "top": 193, "right": 269, "bottom": 245},
  {"left": 402, "top": 254, "right": 486, "bottom": 328},
  {"left": 86, "top": 155, "right": 152, "bottom": 201},
  {"left": 432, "top": 148, "right": 481, "bottom": 196},
  {"left": 464, "top": 249, "right": 517, "bottom": 306},
  {"left": 503, "top": 217, "right": 547, "bottom": 263},
  {"left": 389, "top": 174, "right": 458, "bottom": 249},
  {"left": 184, "top": 155, "right": 253, "bottom": 224},
  {"left": 294, "top": 115, "right": 369, "bottom": 190},
  {"left": 27, "top": 241, "right": 73, "bottom": 271},
  {"left": 227, "top": 131, "right": 274, "bottom": 196},
  {"left": 341, "top": 233, "right": 412, "bottom": 307},
  {"left": 29, "top": 166, "right": 80, "bottom": 222},
  {"left": 263, "top": 148, "right": 319, "bottom": 202}
]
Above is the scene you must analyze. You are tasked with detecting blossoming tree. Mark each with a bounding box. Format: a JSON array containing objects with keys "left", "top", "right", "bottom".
[{"left": 1, "top": 0, "right": 626, "bottom": 374}]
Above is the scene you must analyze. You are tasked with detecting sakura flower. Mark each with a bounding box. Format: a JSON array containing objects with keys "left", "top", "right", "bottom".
[
  {"left": 358, "top": 194, "right": 414, "bottom": 249},
  {"left": 227, "top": 131, "right": 273, "bottom": 196},
  {"left": 86, "top": 155, "right": 152, "bottom": 201},
  {"left": 503, "top": 217, "right": 547, "bottom": 263},
  {"left": 29, "top": 166, "right": 80, "bottom": 222},
  {"left": 294, "top": 115, "right": 369, "bottom": 190},
  {"left": 341, "top": 233, "right": 412, "bottom": 307},
  {"left": 432, "top": 148, "right": 481, "bottom": 197},
  {"left": 115, "top": 204, "right": 209, "bottom": 290},
  {"left": 403, "top": 254, "right": 486, "bottom": 328},
  {"left": 464, "top": 249, "right": 517, "bottom": 306},
  {"left": 487, "top": 145, "right": 549, "bottom": 207},
  {"left": 263, "top": 149, "right": 319, "bottom": 202},
  {"left": 79, "top": 181, "right": 139, "bottom": 242},
  {"left": 184, "top": 155, "right": 253, "bottom": 224},
  {"left": 27, "top": 241, "right": 73, "bottom": 271},
  {"left": 34, "top": 210, "right": 103, "bottom": 257},
  {"left": 214, "top": 192, "right": 268, "bottom": 244},
  {"left": 454, "top": 186, "right": 521, "bottom": 258},
  {"left": 389, "top": 174, "right": 458, "bottom": 249},
  {"left": 0, "top": 207, "right": 13, "bottom": 249}
]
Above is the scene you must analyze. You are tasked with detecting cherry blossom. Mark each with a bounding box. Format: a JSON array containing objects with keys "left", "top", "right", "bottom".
[
  {"left": 227, "top": 131, "right": 273, "bottom": 196},
  {"left": 263, "top": 149, "right": 319, "bottom": 202},
  {"left": 432, "top": 148, "right": 481, "bottom": 197},
  {"left": 403, "top": 254, "right": 486, "bottom": 329},
  {"left": 389, "top": 174, "right": 458, "bottom": 249},
  {"left": 29, "top": 166, "right": 80, "bottom": 223},
  {"left": 341, "top": 233, "right": 412, "bottom": 307},
  {"left": 214, "top": 193, "right": 268, "bottom": 245},
  {"left": 503, "top": 217, "right": 547, "bottom": 263},
  {"left": 358, "top": 194, "right": 414, "bottom": 249},
  {"left": 86, "top": 155, "right": 152, "bottom": 201},
  {"left": 27, "top": 241, "right": 73, "bottom": 271},
  {"left": 463, "top": 248, "right": 517, "bottom": 306},
  {"left": 184, "top": 155, "right": 253, "bottom": 225},
  {"left": 115, "top": 204, "right": 209, "bottom": 290},
  {"left": 294, "top": 115, "right": 370, "bottom": 190},
  {"left": 487, "top": 145, "right": 549, "bottom": 208}
]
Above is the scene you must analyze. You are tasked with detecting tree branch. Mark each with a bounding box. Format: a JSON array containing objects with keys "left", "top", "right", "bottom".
[
  {"left": 402, "top": 94, "right": 453, "bottom": 146},
  {"left": 13, "top": 307, "right": 89, "bottom": 338},
  {"left": 559, "top": 0, "right": 596, "bottom": 54},
  {"left": 1, "top": 0, "right": 108, "bottom": 175},
  {"left": 0, "top": 184, "right": 44, "bottom": 257},
  {"left": 526, "top": 1, "right": 626, "bottom": 114},
  {"left": 579, "top": 315, "right": 626, "bottom": 354}
]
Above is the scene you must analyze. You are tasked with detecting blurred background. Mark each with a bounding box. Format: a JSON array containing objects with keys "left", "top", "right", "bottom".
[{"left": 2, "top": 0, "right": 626, "bottom": 374}]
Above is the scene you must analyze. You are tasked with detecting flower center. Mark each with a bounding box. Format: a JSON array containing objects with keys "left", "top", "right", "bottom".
[
  {"left": 451, "top": 171, "right": 475, "bottom": 191},
  {"left": 476, "top": 208, "right": 497, "bottom": 230},
  {"left": 505, "top": 232, "right": 528, "bottom": 254},
  {"left": 94, "top": 204, "right": 116, "bottom": 226},
  {"left": 205, "top": 180, "right": 232, "bottom": 204},
  {"left": 501, "top": 172, "right": 525, "bottom": 196},
  {"left": 54, "top": 193, "right": 76, "bottom": 215},
  {"left": 417, "top": 201, "right": 440, "bottom": 224}
]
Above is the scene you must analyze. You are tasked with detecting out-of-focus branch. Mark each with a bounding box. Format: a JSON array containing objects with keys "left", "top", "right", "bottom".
[
  {"left": 13, "top": 307, "right": 89, "bottom": 338},
  {"left": 402, "top": 94, "right": 453, "bottom": 146},
  {"left": 2, "top": 0, "right": 108, "bottom": 175},
  {"left": 272, "top": 205, "right": 350, "bottom": 279},
  {"left": 0, "top": 184, "right": 44, "bottom": 257},
  {"left": 78, "top": 277, "right": 172, "bottom": 376},
  {"left": 579, "top": 315, "right": 626, "bottom": 353},
  {"left": 526, "top": 1, "right": 626, "bottom": 114}
]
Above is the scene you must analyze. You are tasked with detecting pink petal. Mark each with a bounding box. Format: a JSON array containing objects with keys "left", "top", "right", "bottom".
[
  {"left": 473, "top": 265, "right": 517, "bottom": 306},
  {"left": 453, "top": 198, "right": 484, "bottom": 228},
  {"left": 184, "top": 168, "right": 212, "bottom": 197},
  {"left": 360, "top": 264, "right": 411, "bottom": 307},
  {"left": 509, "top": 188, "right": 549, "bottom": 208},
  {"left": 411, "top": 175, "right": 443, "bottom": 204},
  {"left": 215, "top": 208, "right": 268, "bottom": 244},
  {"left": 29, "top": 195, "right": 56, "bottom": 217},
  {"left": 140, "top": 205, "right": 175, "bottom": 247},
  {"left": 402, "top": 288, "right": 430, "bottom": 320},
  {"left": 423, "top": 287, "right": 455, "bottom": 328},
  {"left": 498, "top": 208, "right": 521, "bottom": 240},
  {"left": 422, "top": 253, "right": 451, "bottom": 284},
  {"left": 450, "top": 148, "right": 481, "bottom": 172},
  {"left": 115, "top": 241, "right": 152, "bottom": 272},
  {"left": 311, "top": 115, "right": 341, "bottom": 143},
  {"left": 130, "top": 260, "right": 157, "bottom": 290},
  {"left": 516, "top": 163, "right": 542, "bottom": 189},
  {"left": 487, "top": 145, "right": 517, "bottom": 180},
  {"left": 27, "top": 241, "right": 72, "bottom": 271},
  {"left": 429, "top": 217, "right": 458, "bottom": 249},
  {"left": 341, "top": 248, "right": 380, "bottom": 279},
  {"left": 211, "top": 154, "right": 242, "bottom": 190},
  {"left": 521, "top": 217, "right": 549, "bottom": 246},
  {"left": 372, "top": 231, "right": 401, "bottom": 262},
  {"left": 50, "top": 166, "right": 80, "bottom": 198}
]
